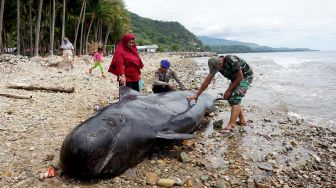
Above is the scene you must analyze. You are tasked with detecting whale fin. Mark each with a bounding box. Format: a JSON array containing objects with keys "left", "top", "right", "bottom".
[
  {"left": 156, "top": 131, "right": 195, "bottom": 140},
  {"left": 119, "top": 86, "right": 140, "bottom": 100}
]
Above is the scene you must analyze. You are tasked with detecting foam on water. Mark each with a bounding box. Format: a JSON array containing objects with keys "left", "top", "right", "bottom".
[{"left": 195, "top": 51, "right": 336, "bottom": 128}]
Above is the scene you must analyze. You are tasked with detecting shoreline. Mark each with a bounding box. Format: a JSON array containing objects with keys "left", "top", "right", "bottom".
[{"left": 0, "top": 53, "right": 335, "bottom": 187}]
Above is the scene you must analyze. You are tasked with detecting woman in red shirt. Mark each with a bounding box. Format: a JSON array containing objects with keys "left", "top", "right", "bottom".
[{"left": 108, "top": 33, "right": 144, "bottom": 91}]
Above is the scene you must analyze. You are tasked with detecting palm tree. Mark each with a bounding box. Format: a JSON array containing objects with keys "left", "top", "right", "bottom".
[
  {"left": 29, "top": 3, "right": 33, "bottom": 56},
  {"left": 79, "top": 1, "right": 86, "bottom": 54},
  {"left": 0, "top": 0, "right": 130, "bottom": 56},
  {"left": 61, "top": 0, "right": 65, "bottom": 42},
  {"left": 0, "top": 0, "right": 5, "bottom": 53},
  {"left": 16, "top": 0, "right": 20, "bottom": 55},
  {"left": 34, "top": 0, "right": 43, "bottom": 56},
  {"left": 73, "top": 0, "right": 85, "bottom": 55},
  {"left": 84, "top": 0, "right": 129, "bottom": 52},
  {"left": 50, "top": 0, "right": 55, "bottom": 55}
]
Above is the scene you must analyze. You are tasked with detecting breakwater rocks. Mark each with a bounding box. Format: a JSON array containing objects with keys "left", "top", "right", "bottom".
[{"left": 170, "top": 52, "right": 217, "bottom": 58}]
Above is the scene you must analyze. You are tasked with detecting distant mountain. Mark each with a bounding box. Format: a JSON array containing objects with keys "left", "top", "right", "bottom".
[
  {"left": 130, "top": 12, "right": 204, "bottom": 52},
  {"left": 198, "top": 36, "right": 316, "bottom": 53}
]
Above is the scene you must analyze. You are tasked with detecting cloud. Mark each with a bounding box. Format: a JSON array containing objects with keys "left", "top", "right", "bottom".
[{"left": 124, "top": 0, "right": 336, "bottom": 50}]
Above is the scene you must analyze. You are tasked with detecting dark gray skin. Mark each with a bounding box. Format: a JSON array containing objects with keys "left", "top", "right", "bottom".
[{"left": 60, "top": 86, "right": 216, "bottom": 178}]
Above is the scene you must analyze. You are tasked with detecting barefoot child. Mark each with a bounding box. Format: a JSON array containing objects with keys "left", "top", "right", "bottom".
[{"left": 88, "top": 47, "right": 106, "bottom": 78}]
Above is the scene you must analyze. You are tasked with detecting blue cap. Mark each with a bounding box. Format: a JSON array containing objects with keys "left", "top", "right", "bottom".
[{"left": 160, "top": 60, "right": 170, "bottom": 69}]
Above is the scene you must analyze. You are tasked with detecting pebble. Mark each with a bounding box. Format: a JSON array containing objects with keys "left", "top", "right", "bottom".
[
  {"left": 229, "top": 160, "right": 235, "bottom": 164},
  {"left": 157, "top": 178, "right": 175, "bottom": 187},
  {"left": 154, "top": 169, "right": 162, "bottom": 176},
  {"left": 311, "top": 154, "right": 321, "bottom": 162},
  {"left": 213, "top": 120, "right": 223, "bottom": 129},
  {"left": 145, "top": 172, "right": 158, "bottom": 185},
  {"left": 215, "top": 181, "right": 226, "bottom": 188},
  {"left": 180, "top": 152, "right": 191, "bottom": 163},
  {"left": 289, "top": 140, "right": 298, "bottom": 147},
  {"left": 255, "top": 182, "right": 271, "bottom": 188},
  {"left": 208, "top": 112, "right": 215, "bottom": 117},
  {"left": 181, "top": 140, "right": 194, "bottom": 147},
  {"left": 200, "top": 175, "right": 209, "bottom": 182},
  {"left": 258, "top": 162, "right": 273, "bottom": 171},
  {"left": 264, "top": 118, "right": 272, "bottom": 122},
  {"left": 177, "top": 169, "right": 188, "bottom": 175},
  {"left": 283, "top": 184, "right": 290, "bottom": 188},
  {"left": 172, "top": 177, "right": 183, "bottom": 186},
  {"left": 185, "top": 179, "right": 193, "bottom": 187},
  {"left": 157, "top": 159, "right": 166, "bottom": 167}
]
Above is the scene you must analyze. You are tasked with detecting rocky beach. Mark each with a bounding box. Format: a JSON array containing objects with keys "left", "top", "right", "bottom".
[{"left": 0, "top": 53, "right": 335, "bottom": 188}]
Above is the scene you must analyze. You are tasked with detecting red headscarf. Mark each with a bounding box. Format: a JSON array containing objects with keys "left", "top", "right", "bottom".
[{"left": 108, "top": 33, "right": 144, "bottom": 82}]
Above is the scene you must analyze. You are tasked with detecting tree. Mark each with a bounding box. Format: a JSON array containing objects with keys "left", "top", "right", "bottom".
[
  {"left": 73, "top": 0, "right": 85, "bottom": 55},
  {"left": 61, "top": 0, "right": 65, "bottom": 42},
  {"left": 1, "top": 0, "right": 131, "bottom": 56},
  {"left": 79, "top": 1, "right": 86, "bottom": 54},
  {"left": 50, "top": 0, "right": 55, "bottom": 55},
  {"left": 16, "top": 0, "right": 20, "bottom": 55},
  {"left": 29, "top": 3, "right": 33, "bottom": 56},
  {"left": 34, "top": 0, "right": 43, "bottom": 56},
  {"left": 0, "top": 0, "right": 5, "bottom": 52}
]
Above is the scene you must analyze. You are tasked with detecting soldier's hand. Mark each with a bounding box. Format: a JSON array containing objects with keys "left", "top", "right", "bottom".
[{"left": 187, "top": 95, "right": 198, "bottom": 102}]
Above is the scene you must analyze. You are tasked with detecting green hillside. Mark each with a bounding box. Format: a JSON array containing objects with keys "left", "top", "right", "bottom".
[{"left": 129, "top": 12, "right": 204, "bottom": 52}]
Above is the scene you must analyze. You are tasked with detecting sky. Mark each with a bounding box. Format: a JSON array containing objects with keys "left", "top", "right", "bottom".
[{"left": 124, "top": 0, "right": 336, "bottom": 50}]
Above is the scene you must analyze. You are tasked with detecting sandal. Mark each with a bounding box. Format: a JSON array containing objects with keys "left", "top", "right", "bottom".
[{"left": 219, "top": 127, "right": 234, "bottom": 134}]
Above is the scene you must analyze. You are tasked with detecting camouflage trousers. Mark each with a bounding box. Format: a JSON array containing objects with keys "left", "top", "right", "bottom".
[{"left": 228, "top": 77, "right": 253, "bottom": 105}]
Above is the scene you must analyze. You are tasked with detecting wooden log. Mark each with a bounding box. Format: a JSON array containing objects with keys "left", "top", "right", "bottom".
[
  {"left": 0, "top": 93, "right": 32, "bottom": 99},
  {"left": 7, "top": 84, "right": 75, "bottom": 93}
]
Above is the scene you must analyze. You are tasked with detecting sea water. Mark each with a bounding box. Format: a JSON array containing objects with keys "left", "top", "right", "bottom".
[{"left": 194, "top": 51, "right": 336, "bottom": 128}]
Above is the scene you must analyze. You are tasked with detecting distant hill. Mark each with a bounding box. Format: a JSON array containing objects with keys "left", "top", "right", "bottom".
[
  {"left": 129, "top": 12, "right": 204, "bottom": 52},
  {"left": 198, "top": 36, "right": 316, "bottom": 53}
]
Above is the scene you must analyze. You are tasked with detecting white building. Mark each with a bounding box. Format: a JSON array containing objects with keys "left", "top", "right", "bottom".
[{"left": 137, "top": 45, "right": 159, "bottom": 53}]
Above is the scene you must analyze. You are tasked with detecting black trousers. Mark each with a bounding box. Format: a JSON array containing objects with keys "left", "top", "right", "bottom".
[
  {"left": 119, "top": 81, "right": 139, "bottom": 92},
  {"left": 125, "top": 81, "right": 140, "bottom": 92},
  {"left": 152, "top": 85, "right": 174, "bottom": 93}
]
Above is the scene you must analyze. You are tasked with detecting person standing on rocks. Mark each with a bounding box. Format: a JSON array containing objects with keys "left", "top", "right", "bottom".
[
  {"left": 60, "top": 37, "right": 75, "bottom": 69},
  {"left": 108, "top": 33, "right": 144, "bottom": 92},
  {"left": 187, "top": 55, "right": 253, "bottom": 132},
  {"left": 88, "top": 47, "right": 106, "bottom": 78},
  {"left": 152, "top": 60, "right": 187, "bottom": 93}
]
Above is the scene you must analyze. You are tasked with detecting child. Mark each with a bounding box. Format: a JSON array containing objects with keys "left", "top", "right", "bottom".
[{"left": 88, "top": 47, "right": 106, "bottom": 78}]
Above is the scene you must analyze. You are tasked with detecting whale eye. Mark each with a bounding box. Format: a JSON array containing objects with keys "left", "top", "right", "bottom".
[{"left": 107, "top": 120, "right": 117, "bottom": 127}]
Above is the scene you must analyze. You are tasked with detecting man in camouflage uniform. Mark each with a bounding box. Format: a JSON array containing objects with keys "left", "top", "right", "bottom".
[{"left": 187, "top": 55, "right": 253, "bottom": 132}]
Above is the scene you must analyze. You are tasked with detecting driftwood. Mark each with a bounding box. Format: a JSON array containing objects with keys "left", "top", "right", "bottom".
[
  {"left": 0, "top": 93, "right": 32, "bottom": 99},
  {"left": 7, "top": 84, "right": 75, "bottom": 93}
]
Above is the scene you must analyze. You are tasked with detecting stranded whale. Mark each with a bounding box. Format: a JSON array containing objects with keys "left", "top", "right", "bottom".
[{"left": 60, "top": 86, "right": 216, "bottom": 177}]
